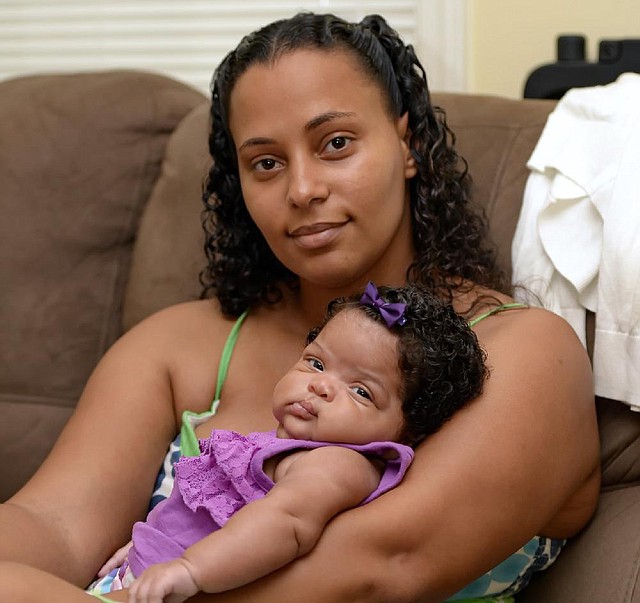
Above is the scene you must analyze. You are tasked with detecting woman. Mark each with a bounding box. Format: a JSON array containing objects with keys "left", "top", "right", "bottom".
[
  {"left": 87, "top": 283, "right": 487, "bottom": 603},
  {"left": 0, "top": 12, "right": 600, "bottom": 603}
]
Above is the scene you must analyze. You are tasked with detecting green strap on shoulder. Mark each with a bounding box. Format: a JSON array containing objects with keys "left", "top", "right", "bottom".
[
  {"left": 468, "top": 302, "right": 526, "bottom": 327},
  {"left": 180, "top": 310, "right": 249, "bottom": 457},
  {"left": 214, "top": 310, "right": 249, "bottom": 400}
]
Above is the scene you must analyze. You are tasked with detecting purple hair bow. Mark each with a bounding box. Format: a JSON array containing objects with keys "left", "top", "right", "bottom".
[{"left": 359, "top": 281, "right": 407, "bottom": 328}]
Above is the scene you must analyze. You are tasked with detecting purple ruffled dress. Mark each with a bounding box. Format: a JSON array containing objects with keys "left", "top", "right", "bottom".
[{"left": 127, "top": 429, "right": 413, "bottom": 578}]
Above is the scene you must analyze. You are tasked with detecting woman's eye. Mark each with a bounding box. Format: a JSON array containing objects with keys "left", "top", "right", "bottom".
[
  {"left": 254, "top": 158, "right": 280, "bottom": 172},
  {"left": 325, "top": 136, "right": 350, "bottom": 153},
  {"left": 353, "top": 386, "right": 371, "bottom": 400}
]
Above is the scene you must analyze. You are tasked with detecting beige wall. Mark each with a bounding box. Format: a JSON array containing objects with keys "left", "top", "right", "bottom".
[{"left": 467, "top": 0, "right": 640, "bottom": 98}]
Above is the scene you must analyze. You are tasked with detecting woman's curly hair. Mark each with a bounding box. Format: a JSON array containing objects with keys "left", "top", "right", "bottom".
[
  {"left": 201, "top": 12, "right": 510, "bottom": 317},
  {"left": 307, "top": 284, "right": 488, "bottom": 447}
]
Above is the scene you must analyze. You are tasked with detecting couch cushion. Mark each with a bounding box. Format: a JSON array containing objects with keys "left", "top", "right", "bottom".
[
  {"left": 597, "top": 397, "right": 640, "bottom": 488},
  {"left": 432, "top": 92, "right": 555, "bottom": 277},
  {"left": 0, "top": 70, "right": 205, "bottom": 500},
  {"left": 517, "top": 485, "right": 640, "bottom": 602},
  {"left": 123, "top": 102, "right": 210, "bottom": 330}
]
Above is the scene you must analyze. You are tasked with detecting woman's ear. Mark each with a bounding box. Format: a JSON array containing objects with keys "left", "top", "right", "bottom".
[{"left": 396, "top": 113, "right": 417, "bottom": 179}]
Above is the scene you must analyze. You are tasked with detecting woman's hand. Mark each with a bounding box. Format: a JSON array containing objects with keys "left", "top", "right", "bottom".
[{"left": 128, "top": 559, "right": 199, "bottom": 603}]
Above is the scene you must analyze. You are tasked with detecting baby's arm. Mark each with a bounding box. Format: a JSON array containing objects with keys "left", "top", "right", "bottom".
[{"left": 129, "top": 446, "right": 381, "bottom": 601}]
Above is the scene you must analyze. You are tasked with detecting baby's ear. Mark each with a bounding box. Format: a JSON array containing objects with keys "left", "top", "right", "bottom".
[{"left": 397, "top": 113, "right": 417, "bottom": 179}]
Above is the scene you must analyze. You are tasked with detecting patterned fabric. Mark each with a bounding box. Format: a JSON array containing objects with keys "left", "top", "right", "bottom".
[
  {"left": 149, "top": 433, "right": 182, "bottom": 510},
  {"left": 87, "top": 564, "right": 135, "bottom": 596},
  {"left": 447, "top": 536, "right": 565, "bottom": 601}
]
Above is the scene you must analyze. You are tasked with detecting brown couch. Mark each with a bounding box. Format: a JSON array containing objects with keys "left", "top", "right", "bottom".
[{"left": 2, "top": 70, "right": 640, "bottom": 601}]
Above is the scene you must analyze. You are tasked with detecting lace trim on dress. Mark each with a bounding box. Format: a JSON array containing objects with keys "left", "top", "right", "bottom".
[{"left": 174, "top": 430, "right": 272, "bottom": 526}]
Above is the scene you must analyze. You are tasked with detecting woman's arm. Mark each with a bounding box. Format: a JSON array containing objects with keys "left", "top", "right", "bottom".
[
  {"left": 130, "top": 447, "right": 381, "bottom": 601},
  {"left": 187, "top": 308, "right": 601, "bottom": 603},
  {"left": 0, "top": 301, "right": 229, "bottom": 586}
]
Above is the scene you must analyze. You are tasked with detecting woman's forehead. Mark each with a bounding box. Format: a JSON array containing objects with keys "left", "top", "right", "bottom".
[
  {"left": 236, "top": 48, "right": 366, "bottom": 85},
  {"left": 228, "top": 49, "right": 388, "bottom": 130}
]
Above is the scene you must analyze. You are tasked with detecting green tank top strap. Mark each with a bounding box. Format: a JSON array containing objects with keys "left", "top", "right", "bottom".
[
  {"left": 214, "top": 310, "right": 249, "bottom": 400},
  {"left": 468, "top": 302, "right": 527, "bottom": 327},
  {"left": 180, "top": 310, "right": 249, "bottom": 458}
]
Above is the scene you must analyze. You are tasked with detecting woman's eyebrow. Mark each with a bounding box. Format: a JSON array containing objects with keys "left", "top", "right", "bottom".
[
  {"left": 238, "top": 136, "right": 275, "bottom": 152},
  {"left": 238, "top": 112, "right": 357, "bottom": 151},
  {"left": 305, "top": 111, "right": 356, "bottom": 132}
]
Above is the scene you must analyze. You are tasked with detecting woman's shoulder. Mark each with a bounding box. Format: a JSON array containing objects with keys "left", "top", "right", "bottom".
[
  {"left": 125, "top": 299, "right": 238, "bottom": 343},
  {"left": 456, "top": 284, "right": 589, "bottom": 394},
  {"left": 107, "top": 300, "right": 242, "bottom": 411},
  {"left": 472, "top": 302, "right": 595, "bottom": 424},
  {"left": 464, "top": 286, "right": 581, "bottom": 343},
  {"left": 476, "top": 302, "right": 584, "bottom": 353}
]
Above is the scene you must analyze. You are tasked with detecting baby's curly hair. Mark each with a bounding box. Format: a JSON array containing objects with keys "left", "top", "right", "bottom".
[
  {"left": 201, "top": 12, "right": 510, "bottom": 317},
  {"left": 307, "top": 284, "right": 488, "bottom": 447}
]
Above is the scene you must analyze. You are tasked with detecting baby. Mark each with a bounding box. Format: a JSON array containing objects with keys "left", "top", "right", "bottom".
[{"left": 90, "top": 282, "right": 488, "bottom": 603}]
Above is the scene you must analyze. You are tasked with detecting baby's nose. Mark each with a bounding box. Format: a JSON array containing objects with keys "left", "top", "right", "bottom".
[{"left": 308, "top": 377, "right": 335, "bottom": 400}]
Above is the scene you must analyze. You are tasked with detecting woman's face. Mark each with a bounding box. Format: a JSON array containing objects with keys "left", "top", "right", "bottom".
[{"left": 228, "top": 49, "right": 417, "bottom": 291}]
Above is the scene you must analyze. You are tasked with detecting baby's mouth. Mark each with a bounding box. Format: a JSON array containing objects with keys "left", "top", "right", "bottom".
[{"left": 291, "top": 400, "right": 317, "bottom": 417}]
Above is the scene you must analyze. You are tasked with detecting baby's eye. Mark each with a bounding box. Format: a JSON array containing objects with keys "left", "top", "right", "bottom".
[
  {"left": 352, "top": 386, "right": 371, "bottom": 400},
  {"left": 307, "top": 358, "right": 324, "bottom": 371}
]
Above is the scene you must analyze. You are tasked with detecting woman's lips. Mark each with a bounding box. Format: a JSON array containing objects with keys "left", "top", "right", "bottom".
[{"left": 288, "top": 222, "right": 346, "bottom": 250}]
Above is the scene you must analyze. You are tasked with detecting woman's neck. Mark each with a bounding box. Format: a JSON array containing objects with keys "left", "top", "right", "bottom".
[{"left": 296, "top": 274, "right": 409, "bottom": 326}]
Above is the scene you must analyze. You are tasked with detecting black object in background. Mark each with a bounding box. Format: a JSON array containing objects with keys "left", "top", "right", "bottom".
[{"left": 523, "top": 34, "right": 640, "bottom": 99}]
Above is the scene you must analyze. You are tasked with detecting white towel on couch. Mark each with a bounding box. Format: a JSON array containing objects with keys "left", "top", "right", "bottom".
[{"left": 512, "top": 73, "right": 640, "bottom": 410}]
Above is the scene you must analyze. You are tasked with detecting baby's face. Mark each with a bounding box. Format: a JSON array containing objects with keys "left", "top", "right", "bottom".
[{"left": 272, "top": 309, "right": 404, "bottom": 444}]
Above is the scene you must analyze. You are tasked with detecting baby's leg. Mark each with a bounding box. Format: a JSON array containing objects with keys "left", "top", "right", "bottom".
[{"left": 0, "top": 561, "right": 129, "bottom": 602}]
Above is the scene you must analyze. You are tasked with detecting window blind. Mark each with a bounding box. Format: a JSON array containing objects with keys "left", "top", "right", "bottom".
[{"left": 0, "top": 0, "right": 465, "bottom": 94}]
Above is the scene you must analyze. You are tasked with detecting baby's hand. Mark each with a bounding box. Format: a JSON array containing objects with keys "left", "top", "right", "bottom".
[
  {"left": 98, "top": 541, "right": 133, "bottom": 577},
  {"left": 127, "top": 558, "right": 199, "bottom": 603}
]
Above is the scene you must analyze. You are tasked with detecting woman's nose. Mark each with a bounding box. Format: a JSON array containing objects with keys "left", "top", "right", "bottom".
[{"left": 286, "top": 157, "right": 329, "bottom": 208}]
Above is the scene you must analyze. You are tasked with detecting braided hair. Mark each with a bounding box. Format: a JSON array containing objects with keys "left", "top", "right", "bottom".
[{"left": 201, "top": 12, "right": 510, "bottom": 317}]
